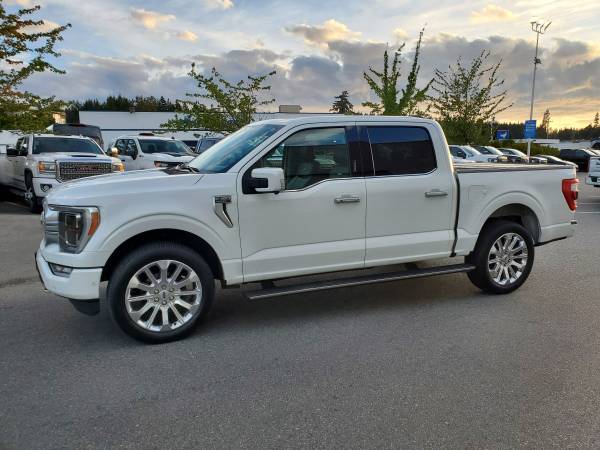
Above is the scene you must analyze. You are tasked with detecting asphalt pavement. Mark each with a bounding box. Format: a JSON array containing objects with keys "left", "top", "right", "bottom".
[{"left": 1, "top": 175, "right": 599, "bottom": 449}]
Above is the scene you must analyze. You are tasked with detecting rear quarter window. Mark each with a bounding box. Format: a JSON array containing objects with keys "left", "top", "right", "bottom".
[{"left": 367, "top": 126, "right": 437, "bottom": 176}]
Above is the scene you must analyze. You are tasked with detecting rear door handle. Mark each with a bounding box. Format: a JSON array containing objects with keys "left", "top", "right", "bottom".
[
  {"left": 334, "top": 195, "right": 360, "bottom": 204},
  {"left": 425, "top": 189, "right": 448, "bottom": 198}
]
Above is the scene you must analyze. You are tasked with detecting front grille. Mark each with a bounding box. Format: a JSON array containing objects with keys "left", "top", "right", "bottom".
[{"left": 57, "top": 161, "right": 112, "bottom": 182}]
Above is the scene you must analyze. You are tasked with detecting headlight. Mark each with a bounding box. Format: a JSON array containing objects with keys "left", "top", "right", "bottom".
[
  {"left": 38, "top": 161, "right": 56, "bottom": 174},
  {"left": 54, "top": 206, "right": 100, "bottom": 253},
  {"left": 112, "top": 162, "right": 124, "bottom": 172}
]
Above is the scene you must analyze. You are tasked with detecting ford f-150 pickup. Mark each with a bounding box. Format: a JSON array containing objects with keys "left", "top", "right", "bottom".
[{"left": 36, "top": 116, "right": 578, "bottom": 343}]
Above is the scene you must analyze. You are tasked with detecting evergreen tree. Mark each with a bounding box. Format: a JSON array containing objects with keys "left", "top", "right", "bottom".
[
  {"left": 330, "top": 90, "right": 354, "bottom": 114},
  {"left": 594, "top": 112, "right": 599, "bottom": 129},
  {"left": 541, "top": 109, "right": 551, "bottom": 138}
]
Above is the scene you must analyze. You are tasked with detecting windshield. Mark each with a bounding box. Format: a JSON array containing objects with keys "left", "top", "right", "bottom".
[
  {"left": 32, "top": 137, "right": 104, "bottom": 155},
  {"left": 139, "top": 139, "right": 191, "bottom": 155},
  {"left": 189, "top": 123, "right": 284, "bottom": 173},
  {"left": 463, "top": 145, "right": 481, "bottom": 155}
]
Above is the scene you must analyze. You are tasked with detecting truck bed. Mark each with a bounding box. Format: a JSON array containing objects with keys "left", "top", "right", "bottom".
[{"left": 454, "top": 162, "right": 569, "bottom": 173}]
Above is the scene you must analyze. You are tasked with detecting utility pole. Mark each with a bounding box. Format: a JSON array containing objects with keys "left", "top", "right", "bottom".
[{"left": 527, "top": 19, "right": 551, "bottom": 157}]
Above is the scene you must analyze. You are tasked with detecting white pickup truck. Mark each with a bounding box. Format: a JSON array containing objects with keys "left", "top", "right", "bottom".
[
  {"left": 586, "top": 156, "right": 600, "bottom": 188},
  {"left": 0, "top": 134, "right": 123, "bottom": 212},
  {"left": 36, "top": 116, "right": 578, "bottom": 343}
]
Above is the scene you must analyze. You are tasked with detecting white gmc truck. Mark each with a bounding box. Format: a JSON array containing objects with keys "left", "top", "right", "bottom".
[
  {"left": 36, "top": 116, "right": 578, "bottom": 343},
  {"left": 0, "top": 134, "right": 123, "bottom": 212}
]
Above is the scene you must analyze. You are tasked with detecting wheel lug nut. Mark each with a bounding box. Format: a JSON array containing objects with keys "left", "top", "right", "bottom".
[
  {"left": 154, "top": 289, "right": 159, "bottom": 294},
  {"left": 169, "top": 296, "right": 174, "bottom": 300},
  {"left": 161, "top": 301, "right": 167, "bottom": 305}
]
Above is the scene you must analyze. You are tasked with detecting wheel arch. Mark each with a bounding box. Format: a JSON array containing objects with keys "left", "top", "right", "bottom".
[
  {"left": 100, "top": 228, "right": 224, "bottom": 283},
  {"left": 482, "top": 203, "right": 541, "bottom": 244}
]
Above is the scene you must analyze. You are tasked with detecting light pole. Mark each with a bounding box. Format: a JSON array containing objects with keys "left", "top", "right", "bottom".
[{"left": 527, "top": 19, "right": 551, "bottom": 157}]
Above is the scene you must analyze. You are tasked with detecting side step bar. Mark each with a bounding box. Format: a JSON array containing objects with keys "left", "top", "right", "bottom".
[{"left": 246, "top": 263, "right": 476, "bottom": 301}]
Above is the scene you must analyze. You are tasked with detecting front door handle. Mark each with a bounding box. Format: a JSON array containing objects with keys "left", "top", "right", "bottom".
[
  {"left": 334, "top": 195, "right": 360, "bottom": 204},
  {"left": 425, "top": 189, "right": 448, "bottom": 198}
]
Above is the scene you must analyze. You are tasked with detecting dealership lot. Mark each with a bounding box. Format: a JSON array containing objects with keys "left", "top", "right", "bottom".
[{"left": 1, "top": 176, "right": 599, "bottom": 449}]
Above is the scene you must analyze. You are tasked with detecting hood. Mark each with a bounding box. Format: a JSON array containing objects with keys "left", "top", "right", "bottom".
[
  {"left": 149, "top": 153, "right": 194, "bottom": 162},
  {"left": 46, "top": 168, "right": 203, "bottom": 207},
  {"left": 37, "top": 152, "right": 112, "bottom": 161}
]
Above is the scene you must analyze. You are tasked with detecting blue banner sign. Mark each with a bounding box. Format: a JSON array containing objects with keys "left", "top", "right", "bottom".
[
  {"left": 524, "top": 120, "right": 537, "bottom": 139},
  {"left": 496, "top": 129, "right": 509, "bottom": 140}
]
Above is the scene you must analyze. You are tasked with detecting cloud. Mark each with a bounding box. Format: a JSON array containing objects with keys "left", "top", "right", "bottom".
[
  {"left": 203, "top": 0, "right": 234, "bottom": 10},
  {"left": 176, "top": 31, "right": 199, "bottom": 42},
  {"left": 21, "top": 19, "right": 61, "bottom": 33},
  {"left": 285, "top": 19, "right": 361, "bottom": 47},
  {"left": 470, "top": 4, "right": 517, "bottom": 24},
  {"left": 393, "top": 28, "right": 408, "bottom": 41},
  {"left": 130, "top": 8, "right": 175, "bottom": 30},
  {"left": 4, "top": 0, "right": 34, "bottom": 5}
]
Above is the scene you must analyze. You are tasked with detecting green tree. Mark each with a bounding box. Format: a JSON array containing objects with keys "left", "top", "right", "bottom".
[
  {"left": 362, "top": 28, "right": 431, "bottom": 116},
  {"left": 163, "top": 65, "right": 276, "bottom": 133},
  {"left": 428, "top": 50, "right": 512, "bottom": 144},
  {"left": 0, "top": 2, "right": 70, "bottom": 131},
  {"left": 330, "top": 90, "right": 355, "bottom": 114},
  {"left": 541, "top": 108, "right": 551, "bottom": 138}
]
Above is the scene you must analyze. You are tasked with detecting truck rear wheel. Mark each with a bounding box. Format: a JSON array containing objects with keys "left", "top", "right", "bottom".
[
  {"left": 107, "top": 242, "right": 215, "bottom": 343},
  {"left": 466, "top": 220, "right": 534, "bottom": 294}
]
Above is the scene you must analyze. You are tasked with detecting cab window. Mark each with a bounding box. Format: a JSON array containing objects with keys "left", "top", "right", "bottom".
[{"left": 257, "top": 127, "right": 350, "bottom": 190}]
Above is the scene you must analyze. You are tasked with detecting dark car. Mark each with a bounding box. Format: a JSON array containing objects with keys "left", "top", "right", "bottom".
[
  {"left": 499, "top": 148, "right": 547, "bottom": 164},
  {"left": 558, "top": 148, "right": 597, "bottom": 171},
  {"left": 537, "top": 155, "right": 578, "bottom": 169}
]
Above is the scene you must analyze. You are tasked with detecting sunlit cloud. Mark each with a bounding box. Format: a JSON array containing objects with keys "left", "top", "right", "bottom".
[
  {"left": 203, "top": 0, "right": 234, "bottom": 10},
  {"left": 176, "top": 30, "right": 199, "bottom": 42},
  {"left": 470, "top": 4, "right": 517, "bottom": 24},
  {"left": 285, "top": 19, "right": 362, "bottom": 48},
  {"left": 130, "top": 8, "right": 175, "bottom": 30}
]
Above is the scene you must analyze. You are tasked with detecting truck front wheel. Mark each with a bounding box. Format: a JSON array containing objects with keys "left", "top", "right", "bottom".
[
  {"left": 24, "top": 173, "right": 41, "bottom": 213},
  {"left": 466, "top": 220, "right": 535, "bottom": 294},
  {"left": 107, "top": 242, "right": 215, "bottom": 343}
]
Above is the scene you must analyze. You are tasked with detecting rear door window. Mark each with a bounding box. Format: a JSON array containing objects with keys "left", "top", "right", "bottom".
[{"left": 367, "top": 127, "right": 436, "bottom": 176}]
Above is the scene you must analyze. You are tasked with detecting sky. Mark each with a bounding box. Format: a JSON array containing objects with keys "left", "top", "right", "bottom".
[{"left": 7, "top": 0, "right": 600, "bottom": 128}]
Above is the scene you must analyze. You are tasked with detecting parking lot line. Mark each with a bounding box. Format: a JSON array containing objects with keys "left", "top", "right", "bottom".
[{"left": 575, "top": 211, "right": 600, "bottom": 214}]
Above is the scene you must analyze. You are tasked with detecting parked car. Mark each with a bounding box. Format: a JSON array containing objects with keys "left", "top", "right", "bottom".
[
  {"left": 449, "top": 145, "right": 499, "bottom": 163},
  {"left": 591, "top": 138, "right": 600, "bottom": 150},
  {"left": 0, "top": 134, "right": 123, "bottom": 212},
  {"left": 537, "top": 155, "right": 578, "bottom": 169},
  {"left": 586, "top": 156, "right": 600, "bottom": 188},
  {"left": 499, "top": 148, "right": 547, "bottom": 164},
  {"left": 107, "top": 135, "right": 195, "bottom": 170},
  {"left": 195, "top": 136, "right": 223, "bottom": 154},
  {"left": 558, "top": 148, "right": 597, "bottom": 171},
  {"left": 472, "top": 146, "right": 509, "bottom": 163},
  {"left": 36, "top": 116, "right": 578, "bottom": 343}
]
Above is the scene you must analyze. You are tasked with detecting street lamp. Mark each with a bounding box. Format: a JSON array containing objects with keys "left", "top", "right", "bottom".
[{"left": 527, "top": 19, "right": 551, "bottom": 157}]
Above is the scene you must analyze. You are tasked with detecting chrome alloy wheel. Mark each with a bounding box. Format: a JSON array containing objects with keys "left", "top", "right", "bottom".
[
  {"left": 487, "top": 232, "right": 528, "bottom": 286},
  {"left": 125, "top": 259, "right": 202, "bottom": 333}
]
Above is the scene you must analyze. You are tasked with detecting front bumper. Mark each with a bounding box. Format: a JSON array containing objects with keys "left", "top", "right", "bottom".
[
  {"left": 32, "top": 176, "right": 59, "bottom": 197},
  {"left": 36, "top": 250, "right": 102, "bottom": 300}
]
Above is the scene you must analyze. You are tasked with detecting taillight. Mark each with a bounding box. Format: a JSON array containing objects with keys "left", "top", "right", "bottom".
[{"left": 562, "top": 178, "right": 579, "bottom": 211}]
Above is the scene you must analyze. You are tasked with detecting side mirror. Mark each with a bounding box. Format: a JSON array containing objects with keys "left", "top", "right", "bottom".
[
  {"left": 250, "top": 167, "right": 284, "bottom": 193},
  {"left": 110, "top": 147, "right": 119, "bottom": 157},
  {"left": 6, "top": 146, "right": 17, "bottom": 156}
]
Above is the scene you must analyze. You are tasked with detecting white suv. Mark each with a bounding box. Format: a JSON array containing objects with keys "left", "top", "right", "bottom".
[{"left": 108, "top": 135, "right": 195, "bottom": 170}]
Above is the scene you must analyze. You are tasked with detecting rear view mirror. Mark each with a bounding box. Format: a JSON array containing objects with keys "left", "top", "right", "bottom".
[{"left": 250, "top": 167, "right": 284, "bottom": 193}]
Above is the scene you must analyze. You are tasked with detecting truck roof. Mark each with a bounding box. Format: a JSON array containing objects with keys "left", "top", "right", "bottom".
[
  {"left": 29, "top": 134, "right": 95, "bottom": 140},
  {"left": 253, "top": 115, "right": 440, "bottom": 127}
]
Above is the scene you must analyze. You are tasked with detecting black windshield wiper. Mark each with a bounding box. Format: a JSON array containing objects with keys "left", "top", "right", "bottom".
[{"left": 175, "top": 163, "right": 200, "bottom": 173}]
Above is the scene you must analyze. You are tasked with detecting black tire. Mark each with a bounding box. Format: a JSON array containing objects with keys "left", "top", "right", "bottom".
[
  {"left": 466, "top": 220, "right": 534, "bottom": 294},
  {"left": 107, "top": 242, "right": 215, "bottom": 343},
  {"left": 24, "top": 173, "right": 41, "bottom": 213}
]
